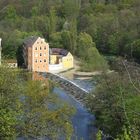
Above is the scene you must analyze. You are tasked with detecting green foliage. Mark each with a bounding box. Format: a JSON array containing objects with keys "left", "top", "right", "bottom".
[
  {"left": 63, "top": 0, "right": 81, "bottom": 19},
  {"left": 77, "top": 32, "right": 96, "bottom": 59},
  {"left": 0, "top": 1, "right": 140, "bottom": 139},
  {"left": 0, "top": 109, "right": 17, "bottom": 139},
  {"left": 0, "top": 0, "right": 139, "bottom": 61},
  {"left": 0, "top": 67, "right": 75, "bottom": 139},
  {"left": 5, "top": 5, "right": 17, "bottom": 20},
  {"left": 50, "top": 32, "right": 63, "bottom": 48},
  {"left": 77, "top": 33, "right": 108, "bottom": 71},
  {"left": 129, "top": 39, "right": 140, "bottom": 60},
  {"left": 96, "top": 130, "right": 102, "bottom": 140},
  {"left": 1, "top": 30, "right": 42, "bottom": 59},
  {"left": 86, "top": 72, "right": 140, "bottom": 139},
  {"left": 47, "top": 9, "right": 57, "bottom": 40}
]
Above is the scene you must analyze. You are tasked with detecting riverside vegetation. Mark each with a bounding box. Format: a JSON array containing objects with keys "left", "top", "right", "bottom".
[
  {"left": 0, "top": 0, "right": 140, "bottom": 139},
  {"left": 87, "top": 58, "right": 140, "bottom": 139},
  {"left": 0, "top": 67, "right": 75, "bottom": 139}
]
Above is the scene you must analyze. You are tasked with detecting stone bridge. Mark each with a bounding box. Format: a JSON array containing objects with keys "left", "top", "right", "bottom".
[{"left": 42, "top": 72, "right": 93, "bottom": 105}]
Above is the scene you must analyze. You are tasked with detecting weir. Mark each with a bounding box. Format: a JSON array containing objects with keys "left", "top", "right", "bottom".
[{"left": 42, "top": 72, "right": 95, "bottom": 105}]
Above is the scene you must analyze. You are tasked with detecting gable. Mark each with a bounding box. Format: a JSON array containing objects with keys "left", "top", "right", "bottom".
[
  {"left": 32, "top": 37, "right": 49, "bottom": 50},
  {"left": 66, "top": 52, "right": 73, "bottom": 57}
]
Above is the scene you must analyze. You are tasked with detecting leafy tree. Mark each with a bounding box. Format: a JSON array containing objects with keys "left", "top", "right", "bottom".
[
  {"left": 5, "top": 5, "right": 17, "bottom": 20},
  {"left": 132, "top": 39, "right": 140, "bottom": 60},
  {"left": 63, "top": 0, "right": 81, "bottom": 19},
  {"left": 61, "top": 30, "right": 72, "bottom": 50},
  {"left": 86, "top": 71, "right": 140, "bottom": 139},
  {"left": 47, "top": 9, "right": 57, "bottom": 40},
  {"left": 50, "top": 32, "right": 63, "bottom": 48},
  {"left": 77, "top": 32, "right": 95, "bottom": 59},
  {"left": 77, "top": 32, "right": 108, "bottom": 71},
  {"left": 0, "top": 67, "right": 75, "bottom": 139}
]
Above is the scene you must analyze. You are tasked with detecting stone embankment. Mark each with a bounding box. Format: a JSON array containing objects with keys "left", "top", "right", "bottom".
[{"left": 43, "top": 72, "right": 94, "bottom": 105}]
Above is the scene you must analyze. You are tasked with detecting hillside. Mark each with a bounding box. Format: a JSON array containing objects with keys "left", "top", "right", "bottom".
[
  {"left": 0, "top": 0, "right": 139, "bottom": 61},
  {"left": 0, "top": 1, "right": 140, "bottom": 139}
]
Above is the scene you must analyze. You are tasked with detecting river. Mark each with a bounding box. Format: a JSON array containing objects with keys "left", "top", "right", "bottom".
[
  {"left": 17, "top": 74, "right": 97, "bottom": 140},
  {"left": 53, "top": 78, "right": 97, "bottom": 140}
]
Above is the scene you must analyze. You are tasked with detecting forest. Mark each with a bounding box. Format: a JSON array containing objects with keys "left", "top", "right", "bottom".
[
  {"left": 0, "top": 0, "right": 140, "bottom": 70},
  {"left": 0, "top": 0, "right": 140, "bottom": 139}
]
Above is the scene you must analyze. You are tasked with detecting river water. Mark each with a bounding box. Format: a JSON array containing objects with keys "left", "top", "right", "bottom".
[
  {"left": 17, "top": 75, "right": 97, "bottom": 140},
  {"left": 53, "top": 78, "right": 97, "bottom": 140}
]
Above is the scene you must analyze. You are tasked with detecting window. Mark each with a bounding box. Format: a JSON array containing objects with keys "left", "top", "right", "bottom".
[
  {"left": 44, "top": 59, "right": 46, "bottom": 62},
  {"left": 35, "top": 53, "right": 38, "bottom": 57},
  {"left": 40, "top": 53, "right": 42, "bottom": 56},
  {"left": 44, "top": 53, "right": 46, "bottom": 56},
  {"left": 40, "top": 60, "right": 42, "bottom": 62},
  {"left": 35, "top": 59, "right": 37, "bottom": 63},
  {"left": 44, "top": 46, "right": 46, "bottom": 50},
  {"left": 40, "top": 47, "right": 42, "bottom": 50},
  {"left": 35, "top": 47, "right": 37, "bottom": 50}
]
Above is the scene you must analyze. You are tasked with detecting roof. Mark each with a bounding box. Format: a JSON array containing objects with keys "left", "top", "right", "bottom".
[
  {"left": 23, "top": 36, "right": 39, "bottom": 47},
  {"left": 50, "top": 48, "right": 69, "bottom": 56}
]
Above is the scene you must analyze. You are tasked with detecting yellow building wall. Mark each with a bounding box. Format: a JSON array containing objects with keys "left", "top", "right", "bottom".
[
  {"left": 50, "top": 55, "right": 57, "bottom": 64},
  {"left": 62, "top": 53, "right": 74, "bottom": 69}
]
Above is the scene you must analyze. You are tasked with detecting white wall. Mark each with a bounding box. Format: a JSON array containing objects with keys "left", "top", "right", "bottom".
[{"left": 49, "top": 63, "right": 63, "bottom": 71}]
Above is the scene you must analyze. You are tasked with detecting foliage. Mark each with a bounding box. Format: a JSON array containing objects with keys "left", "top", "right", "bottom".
[
  {"left": 96, "top": 130, "right": 102, "bottom": 140},
  {"left": 0, "top": 67, "right": 75, "bottom": 139},
  {"left": 86, "top": 67, "right": 140, "bottom": 139},
  {"left": 0, "top": 0, "right": 139, "bottom": 63},
  {"left": 77, "top": 33, "right": 108, "bottom": 71}
]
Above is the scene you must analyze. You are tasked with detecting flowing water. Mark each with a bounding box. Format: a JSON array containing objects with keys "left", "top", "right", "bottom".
[
  {"left": 17, "top": 74, "right": 97, "bottom": 140},
  {"left": 53, "top": 78, "right": 97, "bottom": 140}
]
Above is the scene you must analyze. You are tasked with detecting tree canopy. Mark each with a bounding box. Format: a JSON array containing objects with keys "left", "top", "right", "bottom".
[{"left": 0, "top": 67, "right": 74, "bottom": 139}]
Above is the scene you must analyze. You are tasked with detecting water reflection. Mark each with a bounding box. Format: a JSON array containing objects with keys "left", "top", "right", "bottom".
[
  {"left": 31, "top": 73, "right": 97, "bottom": 140},
  {"left": 53, "top": 87, "right": 97, "bottom": 140}
]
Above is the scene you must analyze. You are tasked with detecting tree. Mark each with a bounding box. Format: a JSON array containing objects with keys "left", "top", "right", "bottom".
[
  {"left": 86, "top": 64, "right": 140, "bottom": 139},
  {"left": 50, "top": 32, "right": 63, "bottom": 48},
  {"left": 77, "top": 32, "right": 95, "bottom": 59},
  {"left": 77, "top": 32, "right": 108, "bottom": 71},
  {"left": 0, "top": 67, "right": 75, "bottom": 139},
  {"left": 47, "top": 9, "right": 57, "bottom": 40},
  {"left": 5, "top": 5, "right": 17, "bottom": 20},
  {"left": 63, "top": 0, "right": 81, "bottom": 19}
]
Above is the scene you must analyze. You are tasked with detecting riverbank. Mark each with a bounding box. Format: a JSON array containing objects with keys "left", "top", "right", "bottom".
[{"left": 56, "top": 58, "right": 103, "bottom": 80}]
